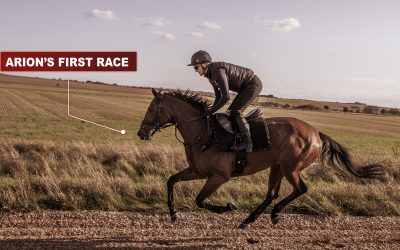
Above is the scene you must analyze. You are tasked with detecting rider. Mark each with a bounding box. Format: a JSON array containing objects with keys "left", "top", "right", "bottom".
[{"left": 188, "top": 50, "right": 262, "bottom": 152}]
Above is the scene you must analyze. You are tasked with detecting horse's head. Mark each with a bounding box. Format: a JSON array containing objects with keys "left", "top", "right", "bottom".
[{"left": 137, "top": 88, "right": 174, "bottom": 140}]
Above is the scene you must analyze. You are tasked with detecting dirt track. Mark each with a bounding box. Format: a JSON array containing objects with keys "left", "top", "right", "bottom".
[{"left": 0, "top": 211, "right": 398, "bottom": 249}]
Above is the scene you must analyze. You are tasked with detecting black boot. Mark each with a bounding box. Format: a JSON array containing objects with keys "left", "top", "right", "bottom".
[{"left": 231, "top": 115, "right": 253, "bottom": 152}]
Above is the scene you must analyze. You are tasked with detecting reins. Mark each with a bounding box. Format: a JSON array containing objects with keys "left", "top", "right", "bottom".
[{"left": 175, "top": 116, "right": 208, "bottom": 148}]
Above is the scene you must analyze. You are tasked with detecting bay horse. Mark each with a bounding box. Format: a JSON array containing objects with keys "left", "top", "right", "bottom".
[{"left": 137, "top": 89, "right": 383, "bottom": 228}]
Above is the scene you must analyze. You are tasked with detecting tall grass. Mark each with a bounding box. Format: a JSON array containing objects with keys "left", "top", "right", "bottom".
[{"left": 0, "top": 140, "right": 399, "bottom": 216}]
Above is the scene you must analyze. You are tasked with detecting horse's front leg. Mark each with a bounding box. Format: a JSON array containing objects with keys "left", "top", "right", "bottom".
[
  {"left": 195, "top": 175, "right": 237, "bottom": 213},
  {"left": 167, "top": 167, "right": 203, "bottom": 222}
]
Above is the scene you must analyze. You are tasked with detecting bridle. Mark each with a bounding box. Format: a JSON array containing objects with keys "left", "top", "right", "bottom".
[
  {"left": 140, "top": 94, "right": 173, "bottom": 134},
  {"left": 140, "top": 94, "right": 208, "bottom": 148}
]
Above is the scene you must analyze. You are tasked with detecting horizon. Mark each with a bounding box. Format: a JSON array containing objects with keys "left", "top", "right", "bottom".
[
  {"left": 1, "top": 72, "right": 392, "bottom": 109},
  {"left": 1, "top": 0, "right": 399, "bottom": 108}
]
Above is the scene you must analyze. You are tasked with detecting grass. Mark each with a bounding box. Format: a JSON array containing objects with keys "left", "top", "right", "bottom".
[
  {"left": 0, "top": 74, "right": 400, "bottom": 215},
  {"left": 0, "top": 140, "right": 399, "bottom": 215}
]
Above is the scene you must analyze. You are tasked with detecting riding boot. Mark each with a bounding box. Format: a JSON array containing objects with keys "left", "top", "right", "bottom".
[{"left": 231, "top": 115, "right": 253, "bottom": 152}]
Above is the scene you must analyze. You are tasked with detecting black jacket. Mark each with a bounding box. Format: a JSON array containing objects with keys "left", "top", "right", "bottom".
[{"left": 204, "top": 62, "right": 255, "bottom": 114}]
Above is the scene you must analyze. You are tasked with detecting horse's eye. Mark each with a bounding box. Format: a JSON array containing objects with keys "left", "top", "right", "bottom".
[{"left": 149, "top": 109, "right": 155, "bottom": 112}]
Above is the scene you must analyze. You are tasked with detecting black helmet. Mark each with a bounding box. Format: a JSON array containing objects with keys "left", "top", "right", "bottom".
[{"left": 187, "top": 50, "right": 212, "bottom": 66}]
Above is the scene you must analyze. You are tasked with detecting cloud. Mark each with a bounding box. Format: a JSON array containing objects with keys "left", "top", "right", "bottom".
[
  {"left": 256, "top": 17, "right": 300, "bottom": 32},
  {"left": 190, "top": 32, "right": 205, "bottom": 39},
  {"left": 86, "top": 9, "right": 119, "bottom": 21},
  {"left": 198, "top": 21, "right": 222, "bottom": 30},
  {"left": 133, "top": 16, "right": 172, "bottom": 27},
  {"left": 152, "top": 31, "right": 176, "bottom": 40}
]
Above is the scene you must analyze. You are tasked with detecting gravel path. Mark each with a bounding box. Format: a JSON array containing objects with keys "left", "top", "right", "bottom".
[{"left": 0, "top": 211, "right": 399, "bottom": 249}]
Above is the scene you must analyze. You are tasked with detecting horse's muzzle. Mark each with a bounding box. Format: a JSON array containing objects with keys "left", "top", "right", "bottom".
[{"left": 137, "top": 126, "right": 153, "bottom": 140}]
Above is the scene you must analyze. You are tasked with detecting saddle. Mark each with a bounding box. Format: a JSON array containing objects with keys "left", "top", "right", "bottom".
[
  {"left": 210, "top": 108, "right": 272, "bottom": 153},
  {"left": 214, "top": 108, "right": 263, "bottom": 134},
  {"left": 208, "top": 108, "right": 272, "bottom": 174}
]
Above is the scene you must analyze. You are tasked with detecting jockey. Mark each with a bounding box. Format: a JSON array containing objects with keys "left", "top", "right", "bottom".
[{"left": 188, "top": 50, "right": 262, "bottom": 152}]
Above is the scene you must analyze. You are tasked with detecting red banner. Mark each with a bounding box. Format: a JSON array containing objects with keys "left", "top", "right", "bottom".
[{"left": 0, "top": 51, "right": 137, "bottom": 71}]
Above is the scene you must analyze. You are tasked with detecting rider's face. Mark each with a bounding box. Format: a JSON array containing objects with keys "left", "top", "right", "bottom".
[{"left": 194, "top": 64, "right": 205, "bottom": 76}]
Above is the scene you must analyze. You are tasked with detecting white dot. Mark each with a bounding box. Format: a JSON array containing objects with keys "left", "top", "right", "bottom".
[{"left": 120, "top": 130, "right": 126, "bottom": 135}]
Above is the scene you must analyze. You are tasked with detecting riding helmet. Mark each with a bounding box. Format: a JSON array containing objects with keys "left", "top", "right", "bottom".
[{"left": 187, "top": 50, "right": 212, "bottom": 66}]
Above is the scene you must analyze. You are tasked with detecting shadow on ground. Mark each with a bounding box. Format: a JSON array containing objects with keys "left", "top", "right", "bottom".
[{"left": 0, "top": 237, "right": 226, "bottom": 250}]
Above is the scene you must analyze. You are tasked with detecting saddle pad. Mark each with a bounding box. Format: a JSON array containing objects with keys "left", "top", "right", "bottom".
[
  {"left": 211, "top": 116, "right": 272, "bottom": 153},
  {"left": 214, "top": 108, "right": 263, "bottom": 134}
]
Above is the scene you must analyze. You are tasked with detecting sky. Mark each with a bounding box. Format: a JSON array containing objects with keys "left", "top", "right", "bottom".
[{"left": 1, "top": 0, "right": 399, "bottom": 107}]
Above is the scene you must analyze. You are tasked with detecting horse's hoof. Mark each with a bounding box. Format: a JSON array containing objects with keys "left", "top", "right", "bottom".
[
  {"left": 170, "top": 213, "right": 177, "bottom": 222},
  {"left": 238, "top": 222, "right": 248, "bottom": 229},
  {"left": 227, "top": 203, "right": 238, "bottom": 211},
  {"left": 271, "top": 214, "right": 279, "bottom": 225}
]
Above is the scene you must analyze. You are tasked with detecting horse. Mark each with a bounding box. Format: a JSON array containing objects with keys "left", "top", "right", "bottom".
[{"left": 137, "top": 88, "right": 383, "bottom": 228}]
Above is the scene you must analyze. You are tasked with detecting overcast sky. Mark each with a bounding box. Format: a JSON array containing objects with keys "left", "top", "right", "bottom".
[{"left": 1, "top": 0, "right": 399, "bottom": 107}]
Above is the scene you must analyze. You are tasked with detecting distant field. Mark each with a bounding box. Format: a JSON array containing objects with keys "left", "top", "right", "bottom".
[
  {"left": 0, "top": 76, "right": 160, "bottom": 144},
  {"left": 257, "top": 95, "right": 366, "bottom": 111},
  {"left": 1, "top": 74, "right": 400, "bottom": 156}
]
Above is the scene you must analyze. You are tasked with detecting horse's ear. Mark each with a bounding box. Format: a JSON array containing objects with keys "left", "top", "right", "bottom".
[{"left": 152, "top": 88, "right": 163, "bottom": 99}]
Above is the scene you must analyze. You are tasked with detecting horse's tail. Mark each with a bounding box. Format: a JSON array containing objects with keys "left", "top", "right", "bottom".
[{"left": 318, "top": 132, "right": 384, "bottom": 178}]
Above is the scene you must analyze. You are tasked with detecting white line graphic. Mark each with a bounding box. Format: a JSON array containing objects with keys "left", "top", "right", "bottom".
[{"left": 67, "top": 79, "right": 126, "bottom": 134}]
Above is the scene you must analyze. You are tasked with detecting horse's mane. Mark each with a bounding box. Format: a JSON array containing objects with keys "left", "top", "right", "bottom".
[{"left": 165, "top": 89, "right": 211, "bottom": 113}]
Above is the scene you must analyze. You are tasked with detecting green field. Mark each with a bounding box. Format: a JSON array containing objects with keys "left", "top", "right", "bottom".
[
  {"left": 0, "top": 81, "right": 151, "bottom": 144},
  {"left": 1, "top": 75, "right": 400, "bottom": 156},
  {"left": 0, "top": 74, "right": 399, "bottom": 215}
]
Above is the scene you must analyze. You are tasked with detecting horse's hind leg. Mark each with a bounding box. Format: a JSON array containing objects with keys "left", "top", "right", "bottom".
[
  {"left": 270, "top": 168, "right": 308, "bottom": 224},
  {"left": 196, "top": 175, "right": 236, "bottom": 213},
  {"left": 238, "top": 165, "right": 283, "bottom": 229},
  {"left": 167, "top": 167, "right": 203, "bottom": 222},
  {"left": 270, "top": 139, "right": 320, "bottom": 224}
]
